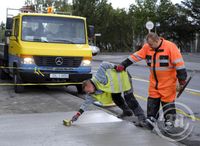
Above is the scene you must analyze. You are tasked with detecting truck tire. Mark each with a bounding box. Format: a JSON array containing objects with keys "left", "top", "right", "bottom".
[
  {"left": 13, "top": 70, "right": 24, "bottom": 93},
  {"left": 76, "top": 84, "right": 83, "bottom": 94},
  {"left": 0, "top": 68, "right": 9, "bottom": 80},
  {"left": 0, "top": 59, "right": 9, "bottom": 80}
]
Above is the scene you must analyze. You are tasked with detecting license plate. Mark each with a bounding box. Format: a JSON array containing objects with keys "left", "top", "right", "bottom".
[{"left": 50, "top": 74, "right": 69, "bottom": 78}]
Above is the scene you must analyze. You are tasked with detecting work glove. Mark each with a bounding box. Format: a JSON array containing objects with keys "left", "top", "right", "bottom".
[
  {"left": 114, "top": 64, "right": 125, "bottom": 72},
  {"left": 71, "top": 112, "right": 81, "bottom": 122}
]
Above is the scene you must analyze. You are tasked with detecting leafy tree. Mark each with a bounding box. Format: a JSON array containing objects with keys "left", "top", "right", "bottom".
[
  {"left": 24, "top": 0, "right": 72, "bottom": 13},
  {"left": 129, "top": 0, "right": 158, "bottom": 49},
  {"left": 156, "top": 0, "right": 177, "bottom": 35},
  {"left": 72, "top": 0, "right": 134, "bottom": 51},
  {"left": 54, "top": 0, "right": 72, "bottom": 13},
  {"left": 180, "top": 0, "right": 200, "bottom": 30},
  {"left": 0, "top": 22, "right": 5, "bottom": 42},
  {"left": 173, "top": 0, "right": 198, "bottom": 51}
]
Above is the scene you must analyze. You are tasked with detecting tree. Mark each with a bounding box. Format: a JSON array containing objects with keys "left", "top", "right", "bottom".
[
  {"left": 174, "top": 0, "right": 199, "bottom": 51},
  {"left": 180, "top": 0, "right": 200, "bottom": 30},
  {"left": 72, "top": 0, "right": 134, "bottom": 51},
  {"left": 24, "top": 0, "right": 72, "bottom": 13},
  {"left": 129, "top": 0, "right": 158, "bottom": 49},
  {"left": 0, "top": 22, "right": 6, "bottom": 42},
  {"left": 54, "top": 0, "right": 72, "bottom": 14}
]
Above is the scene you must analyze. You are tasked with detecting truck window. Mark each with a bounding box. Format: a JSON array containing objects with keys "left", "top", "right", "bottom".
[
  {"left": 14, "top": 18, "right": 19, "bottom": 37},
  {"left": 21, "top": 16, "right": 86, "bottom": 44}
]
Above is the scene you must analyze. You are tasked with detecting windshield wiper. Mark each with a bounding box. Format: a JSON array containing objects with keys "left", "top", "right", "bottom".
[
  {"left": 33, "top": 38, "right": 48, "bottom": 43},
  {"left": 51, "top": 39, "right": 75, "bottom": 44}
]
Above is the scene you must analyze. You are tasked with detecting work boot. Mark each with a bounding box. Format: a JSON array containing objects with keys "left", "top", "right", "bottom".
[
  {"left": 145, "top": 117, "right": 157, "bottom": 130},
  {"left": 117, "top": 109, "right": 133, "bottom": 118},
  {"left": 134, "top": 115, "right": 147, "bottom": 127},
  {"left": 134, "top": 119, "right": 147, "bottom": 127}
]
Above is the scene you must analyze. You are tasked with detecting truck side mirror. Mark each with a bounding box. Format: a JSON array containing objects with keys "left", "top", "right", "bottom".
[
  {"left": 5, "top": 30, "right": 12, "bottom": 37},
  {"left": 90, "top": 45, "right": 100, "bottom": 56},
  {"left": 6, "top": 17, "right": 13, "bottom": 30},
  {"left": 5, "top": 17, "right": 13, "bottom": 37}
]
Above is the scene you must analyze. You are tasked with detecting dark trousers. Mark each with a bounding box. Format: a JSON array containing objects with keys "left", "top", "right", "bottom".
[
  {"left": 147, "top": 97, "right": 176, "bottom": 121},
  {"left": 111, "top": 92, "right": 145, "bottom": 120}
]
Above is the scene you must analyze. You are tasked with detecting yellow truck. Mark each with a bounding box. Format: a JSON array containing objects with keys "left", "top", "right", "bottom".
[{"left": 0, "top": 9, "right": 93, "bottom": 93}]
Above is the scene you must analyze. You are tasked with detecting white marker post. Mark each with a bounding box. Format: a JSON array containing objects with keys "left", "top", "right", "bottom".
[{"left": 146, "top": 21, "right": 154, "bottom": 33}]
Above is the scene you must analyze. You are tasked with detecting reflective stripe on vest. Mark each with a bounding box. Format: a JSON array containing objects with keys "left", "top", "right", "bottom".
[
  {"left": 149, "top": 66, "right": 174, "bottom": 71},
  {"left": 92, "top": 69, "right": 131, "bottom": 93},
  {"left": 173, "top": 58, "right": 184, "bottom": 64}
]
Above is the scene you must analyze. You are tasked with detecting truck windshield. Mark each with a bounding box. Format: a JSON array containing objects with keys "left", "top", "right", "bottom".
[{"left": 21, "top": 16, "right": 86, "bottom": 44}]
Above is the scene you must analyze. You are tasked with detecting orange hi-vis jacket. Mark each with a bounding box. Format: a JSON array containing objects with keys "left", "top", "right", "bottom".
[{"left": 128, "top": 38, "right": 186, "bottom": 102}]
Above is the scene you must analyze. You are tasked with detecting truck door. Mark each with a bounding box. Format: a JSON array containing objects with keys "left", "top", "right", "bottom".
[{"left": 9, "top": 18, "right": 21, "bottom": 70}]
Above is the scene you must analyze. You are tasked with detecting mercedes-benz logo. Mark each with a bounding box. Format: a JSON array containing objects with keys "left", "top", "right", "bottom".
[{"left": 55, "top": 57, "right": 63, "bottom": 66}]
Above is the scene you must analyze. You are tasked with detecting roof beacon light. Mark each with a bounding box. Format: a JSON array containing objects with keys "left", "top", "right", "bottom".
[{"left": 47, "top": 7, "right": 53, "bottom": 13}]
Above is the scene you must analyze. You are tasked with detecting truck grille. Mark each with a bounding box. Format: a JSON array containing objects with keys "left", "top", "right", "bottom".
[{"left": 33, "top": 56, "right": 82, "bottom": 67}]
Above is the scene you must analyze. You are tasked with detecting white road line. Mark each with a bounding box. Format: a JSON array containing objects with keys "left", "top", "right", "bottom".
[{"left": 186, "top": 88, "right": 200, "bottom": 93}]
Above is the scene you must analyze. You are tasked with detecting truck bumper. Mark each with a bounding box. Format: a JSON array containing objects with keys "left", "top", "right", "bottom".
[
  {"left": 19, "top": 71, "right": 92, "bottom": 83},
  {"left": 17, "top": 65, "right": 92, "bottom": 83}
]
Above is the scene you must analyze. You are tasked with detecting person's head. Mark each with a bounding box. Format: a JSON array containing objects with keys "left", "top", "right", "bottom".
[
  {"left": 146, "top": 32, "right": 161, "bottom": 49},
  {"left": 82, "top": 80, "right": 95, "bottom": 94}
]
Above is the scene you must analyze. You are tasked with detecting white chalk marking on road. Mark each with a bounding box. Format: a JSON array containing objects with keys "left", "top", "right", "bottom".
[{"left": 131, "top": 77, "right": 149, "bottom": 83}]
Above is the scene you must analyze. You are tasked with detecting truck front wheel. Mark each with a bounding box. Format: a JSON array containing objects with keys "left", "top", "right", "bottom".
[
  {"left": 0, "top": 60, "right": 9, "bottom": 80},
  {"left": 76, "top": 84, "right": 83, "bottom": 94},
  {"left": 13, "top": 71, "right": 24, "bottom": 93},
  {"left": 0, "top": 68, "right": 9, "bottom": 80}
]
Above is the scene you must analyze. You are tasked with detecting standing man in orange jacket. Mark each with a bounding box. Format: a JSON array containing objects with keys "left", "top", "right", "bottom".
[{"left": 115, "top": 32, "right": 187, "bottom": 129}]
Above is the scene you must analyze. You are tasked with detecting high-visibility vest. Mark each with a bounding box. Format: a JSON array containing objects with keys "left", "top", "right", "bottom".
[
  {"left": 91, "top": 69, "right": 131, "bottom": 93},
  {"left": 92, "top": 92, "right": 114, "bottom": 107},
  {"left": 90, "top": 69, "right": 131, "bottom": 107}
]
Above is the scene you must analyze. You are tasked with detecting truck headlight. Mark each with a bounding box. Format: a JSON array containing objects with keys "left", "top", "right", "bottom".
[
  {"left": 21, "top": 55, "right": 35, "bottom": 64},
  {"left": 81, "top": 57, "right": 91, "bottom": 66},
  {"left": 81, "top": 60, "right": 91, "bottom": 66}
]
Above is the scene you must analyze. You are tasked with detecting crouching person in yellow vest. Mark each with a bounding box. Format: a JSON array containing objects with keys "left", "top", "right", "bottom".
[{"left": 70, "top": 61, "right": 146, "bottom": 127}]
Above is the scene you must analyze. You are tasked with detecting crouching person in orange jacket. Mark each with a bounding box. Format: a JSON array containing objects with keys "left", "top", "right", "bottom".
[{"left": 115, "top": 32, "right": 187, "bottom": 130}]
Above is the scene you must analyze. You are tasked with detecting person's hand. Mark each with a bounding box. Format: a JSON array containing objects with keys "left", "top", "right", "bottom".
[
  {"left": 176, "top": 80, "right": 186, "bottom": 92},
  {"left": 71, "top": 112, "right": 81, "bottom": 122},
  {"left": 179, "top": 80, "right": 186, "bottom": 86},
  {"left": 114, "top": 64, "right": 125, "bottom": 72}
]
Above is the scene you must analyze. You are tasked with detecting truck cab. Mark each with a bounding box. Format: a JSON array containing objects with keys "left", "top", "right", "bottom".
[{"left": 0, "top": 12, "right": 93, "bottom": 93}]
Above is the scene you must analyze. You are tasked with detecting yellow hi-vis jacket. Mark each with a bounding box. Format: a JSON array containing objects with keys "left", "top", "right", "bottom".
[
  {"left": 92, "top": 69, "right": 131, "bottom": 93},
  {"left": 90, "top": 69, "right": 131, "bottom": 106}
]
